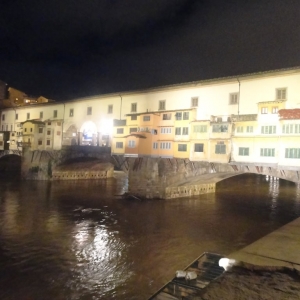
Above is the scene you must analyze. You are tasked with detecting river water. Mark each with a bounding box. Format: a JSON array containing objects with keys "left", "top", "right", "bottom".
[{"left": 0, "top": 173, "right": 300, "bottom": 299}]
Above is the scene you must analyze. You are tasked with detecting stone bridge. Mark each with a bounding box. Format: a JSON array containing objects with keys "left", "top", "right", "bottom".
[
  {"left": 1, "top": 147, "right": 299, "bottom": 199},
  {"left": 114, "top": 156, "right": 300, "bottom": 199}
]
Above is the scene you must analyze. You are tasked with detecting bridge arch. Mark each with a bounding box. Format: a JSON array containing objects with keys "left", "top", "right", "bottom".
[{"left": 80, "top": 121, "right": 98, "bottom": 146}]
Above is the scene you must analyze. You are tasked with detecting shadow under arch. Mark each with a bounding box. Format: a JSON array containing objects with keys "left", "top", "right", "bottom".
[{"left": 0, "top": 154, "right": 22, "bottom": 179}]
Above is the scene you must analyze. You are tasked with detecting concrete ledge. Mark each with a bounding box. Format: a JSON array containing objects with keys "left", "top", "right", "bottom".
[{"left": 228, "top": 217, "right": 300, "bottom": 270}]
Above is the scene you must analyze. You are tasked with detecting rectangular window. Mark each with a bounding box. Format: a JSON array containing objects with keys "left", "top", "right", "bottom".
[
  {"left": 178, "top": 144, "right": 187, "bottom": 152},
  {"left": 108, "top": 105, "right": 113, "bottom": 114},
  {"left": 117, "top": 128, "right": 124, "bottom": 134},
  {"left": 30, "top": 128, "right": 33, "bottom": 132},
  {"left": 24, "top": 128, "right": 27, "bottom": 132},
  {"left": 38, "top": 140, "right": 42, "bottom": 146},
  {"left": 53, "top": 110, "right": 57, "bottom": 118},
  {"left": 261, "top": 107, "right": 268, "bottom": 114},
  {"left": 153, "top": 142, "right": 158, "bottom": 149},
  {"left": 69, "top": 109, "right": 74, "bottom": 117},
  {"left": 260, "top": 148, "right": 275, "bottom": 157},
  {"left": 116, "top": 142, "right": 123, "bottom": 149},
  {"left": 285, "top": 148, "right": 300, "bottom": 159},
  {"left": 194, "top": 143, "right": 204, "bottom": 152},
  {"left": 246, "top": 126, "right": 253, "bottom": 133},
  {"left": 47, "top": 140, "right": 50, "bottom": 146},
  {"left": 238, "top": 147, "right": 249, "bottom": 156},
  {"left": 229, "top": 93, "right": 239, "bottom": 105},
  {"left": 162, "top": 113, "right": 171, "bottom": 120},
  {"left": 87, "top": 107, "right": 92, "bottom": 115},
  {"left": 282, "top": 124, "right": 294, "bottom": 134},
  {"left": 175, "top": 112, "right": 182, "bottom": 120},
  {"left": 295, "top": 124, "right": 300, "bottom": 134},
  {"left": 237, "top": 126, "right": 243, "bottom": 133},
  {"left": 215, "top": 143, "right": 226, "bottom": 154},
  {"left": 128, "top": 140, "right": 135, "bottom": 148},
  {"left": 212, "top": 124, "right": 228, "bottom": 132},
  {"left": 276, "top": 88, "right": 287, "bottom": 100},
  {"left": 38, "top": 127, "right": 43, "bottom": 134},
  {"left": 130, "top": 128, "right": 137, "bottom": 133},
  {"left": 272, "top": 106, "right": 278, "bottom": 114},
  {"left": 191, "top": 97, "right": 198, "bottom": 107},
  {"left": 158, "top": 100, "right": 166, "bottom": 110},
  {"left": 160, "top": 127, "right": 172, "bottom": 134},
  {"left": 48, "top": 122, "right": 51, "bottom": 126},
  {"left": 193, "top": 125, "right": 207, "bottom": 133},
  {"left": 182, "top": 127, "right": 189, "bottom": 135},
  {"left": 131, "top": 103, "right": 137, "bottom": 112},
  {"left": 1, "top": 114, "right": 5, "bottom": 121},
  {"left": 27, "top": 113, "right": 30, "bottom": 120},
  {"left": 40, "top": 111, "right": 43, "bottom": 119},
  {"left": 261, "top": 125, "right": 276, "bottom": 134},
  {"left": 143, "top": 115, "right": 150, "bottom": 121},
  {"left": 131, "top": 115, "right": 137, "bottom": 121},
  {"left": 57, "top": 131, "right": 61, "bottom": 136},
  {"left": 183, "top": 112, "right": 189, "bottom": 120},
  {"left": 47, "top": 130, "right": 51, "bottom": 135},
  {"left": 57, "top": 121, "right": 61, "bottom": 126},
  {"left": 16, "top": 113, "right": 18, "bottom": 120},
  {"left": 160, "top": 142, "right": 171, "bottom": 150},
  {"left": 175, "top": 127, "right": 181, "bottom": 135}
]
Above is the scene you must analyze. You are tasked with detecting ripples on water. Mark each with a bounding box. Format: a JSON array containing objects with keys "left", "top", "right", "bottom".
[{"left": 0, "top": 173, "right": 300, "bottom": 299}]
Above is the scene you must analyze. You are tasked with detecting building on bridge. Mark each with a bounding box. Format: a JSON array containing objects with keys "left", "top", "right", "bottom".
[{"left": 1, "top": 67, "right": 300, "bottom": 168}]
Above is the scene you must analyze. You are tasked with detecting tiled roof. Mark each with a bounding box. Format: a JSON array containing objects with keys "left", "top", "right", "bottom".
[{"left": 278, "top": 109, "right": 300, "bottom": 120}]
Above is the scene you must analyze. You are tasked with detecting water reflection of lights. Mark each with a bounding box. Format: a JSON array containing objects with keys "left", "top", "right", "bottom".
[
  {"left": 72, "top": 219, "right": 132, "bottom": 295},
  {"left": 266, "top": 175, "right": 279, "bottom": 220}
]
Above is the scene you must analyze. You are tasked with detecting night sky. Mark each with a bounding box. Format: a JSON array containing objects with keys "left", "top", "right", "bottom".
[{"left": 1, "top": 0, "right": 300, "bottom": 101}]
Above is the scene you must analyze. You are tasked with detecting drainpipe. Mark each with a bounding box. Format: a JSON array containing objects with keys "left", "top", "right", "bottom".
[
  {"left": 119, "top": 94, "right": 122, "bottom": 119},
  {"left": 62, "top": 103, "right": 65, "bottom": 147},
  {"left": 237, "top": 78, "right": 240, "bottom": 116}
]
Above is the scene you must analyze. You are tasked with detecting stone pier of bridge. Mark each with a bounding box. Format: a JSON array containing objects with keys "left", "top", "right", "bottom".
[{"left": 123, "top": 157, "right": 300, "bottom": 200}]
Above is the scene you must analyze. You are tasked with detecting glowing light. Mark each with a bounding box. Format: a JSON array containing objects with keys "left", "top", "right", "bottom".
[{"left": 100, "top": 118, "right": 113, "bottom": 135}]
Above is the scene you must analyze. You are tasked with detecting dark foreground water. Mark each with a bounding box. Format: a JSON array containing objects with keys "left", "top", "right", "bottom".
[{"left": 0, "top": 173, "right": 300, "bottom": 300}]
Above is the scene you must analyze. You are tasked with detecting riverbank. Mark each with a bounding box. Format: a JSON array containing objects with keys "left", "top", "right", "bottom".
[
  {"left": 199, "top": 264, "right": 300, "bottom": 299},
  {"left": 199, "top": 216, "right": 300, "bottom": 299}
]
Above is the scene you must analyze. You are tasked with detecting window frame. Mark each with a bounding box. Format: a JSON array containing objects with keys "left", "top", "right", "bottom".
[
  {"left": 108, "top": 105, "right": 113, "bottom": 114},
  {"left": 178, "top": 144, "right": 187, "bottom": 152},
  {"left": 276, "top": 88, "right": 287, "bottom": 100},
  {"left": 116, "top": 142, "right": 123, "bottom": 149},
  {"left": 87, "top": 107, "right": 92, "bottom": 115},
  {"left": 158, "top": 100, "right": 166, "bottom": 111},
  {"left": 229, "top": 93, "right": 239, "bottom": 105},
  {"left": 131, "top": 103, "right": 137, "bottom": 113},
  {"left": 191, "top": 97, "right": 198, "bottom": 107},
  {"left": 194, "top": 143, "right": 204, "bottom": 152}
]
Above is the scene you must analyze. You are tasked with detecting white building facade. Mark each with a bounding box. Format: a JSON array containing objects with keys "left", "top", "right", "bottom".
[{"left": 1, "top": 67, "right": 300, "bottom": 167}]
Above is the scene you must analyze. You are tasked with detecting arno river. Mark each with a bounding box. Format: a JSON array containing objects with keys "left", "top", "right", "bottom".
[{"left": 1, "top": 172, "right": 300, "bottom": 299}]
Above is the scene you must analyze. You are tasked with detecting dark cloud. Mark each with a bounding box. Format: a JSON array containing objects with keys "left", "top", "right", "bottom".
[{"left": 0, "top": 0, "right": 300, "bottom": 100}]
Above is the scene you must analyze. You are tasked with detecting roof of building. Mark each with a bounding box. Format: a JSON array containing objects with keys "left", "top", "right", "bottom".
[{"left": 278, "top": 109, "right": 300, "bottom": 120}]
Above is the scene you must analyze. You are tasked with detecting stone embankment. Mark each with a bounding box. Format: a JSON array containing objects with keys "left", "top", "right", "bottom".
[
  {"left": 198, "top": 217, "right": 300, "bottom": 299},
  {"left": 21, "top": 147, "right": 113, "bottom": 180}
]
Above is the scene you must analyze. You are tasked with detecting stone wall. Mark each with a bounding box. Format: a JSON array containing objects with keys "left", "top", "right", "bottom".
[
  {"left": 127, "top": 158, "right": 235, "bottom": 199},
  {"left": 21, "top": 146, "right": 113, "bottom": 180}
]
